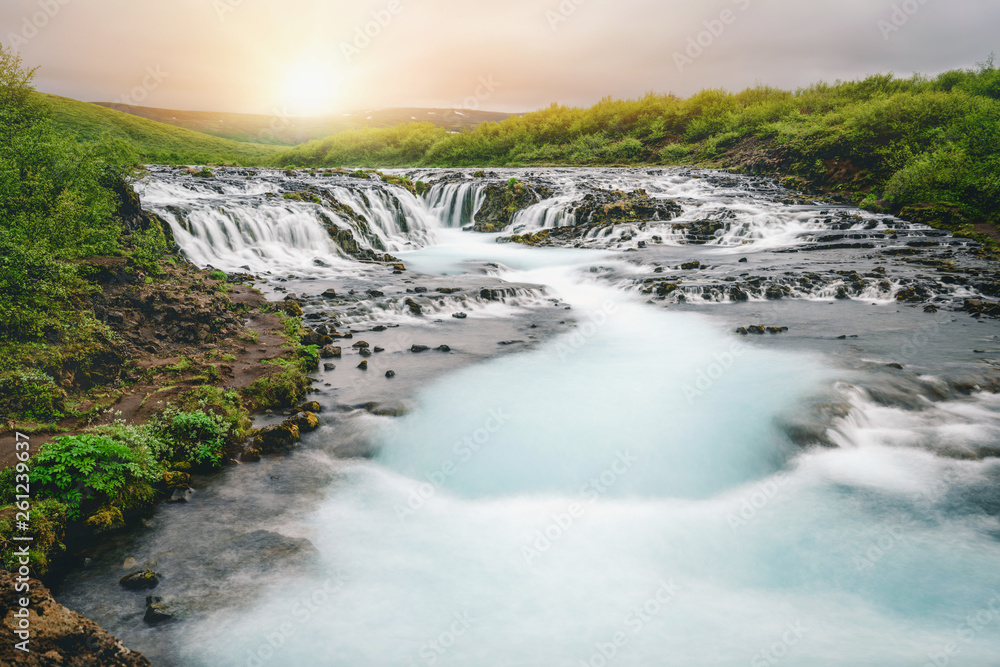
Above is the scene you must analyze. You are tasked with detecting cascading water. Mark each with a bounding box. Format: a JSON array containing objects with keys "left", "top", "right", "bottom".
[{"left": 56, "top": 166, "right": 1000, "bottom": 667}]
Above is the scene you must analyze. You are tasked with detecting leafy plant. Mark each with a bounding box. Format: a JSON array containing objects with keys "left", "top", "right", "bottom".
[{"left": 31, "top": 433, "right": 161, "bottom": 520}]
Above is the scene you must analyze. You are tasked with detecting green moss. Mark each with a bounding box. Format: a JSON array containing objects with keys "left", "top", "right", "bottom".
[
  {"left": 243, "top": 366, "right": 309, "bottom": 411},
  {"left": 0, "top": 498, "right": 67, "bottom": 576}
]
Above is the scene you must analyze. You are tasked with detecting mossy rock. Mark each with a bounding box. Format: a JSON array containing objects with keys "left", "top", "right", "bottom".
[
  {"left": 252, "top": 422, "right": 301, "bottom": 454},
  {"left": 120, "top": 570, "right": 161, "bottom": 591},
  {"left": 287, "top": 411, "right": 319, "bottom": 433}
]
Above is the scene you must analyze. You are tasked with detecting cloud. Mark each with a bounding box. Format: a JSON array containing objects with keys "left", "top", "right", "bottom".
[{"left": 2, "top": 0, "right": 997, "bottom": 114}]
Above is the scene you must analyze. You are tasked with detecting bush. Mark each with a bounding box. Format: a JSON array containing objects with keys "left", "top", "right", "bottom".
[
  {"left": 155, "top": 408, "right": 230, "bottom": 469},
  {"left": 243, "top": 366, "right": 309, "bottom": 411},
  {"left": 31, "top": 434, "right": 161, "bottom": 520},
  {"left": 0, "top": 369, "right": 66, "bottom": 422}
]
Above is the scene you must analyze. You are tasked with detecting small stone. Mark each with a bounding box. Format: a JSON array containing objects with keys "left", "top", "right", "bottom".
[
  {"left": 452, "top": 312, "right": 468, "bottom": 319},
  {"left": 320, "top": 345, "right": 342, "bottom": 358},
  {"left": 297, "top": 401, "right": 321, "bottom": 413},
  {"left": 352, "top": 341, "right": 370, "bottom": 348},
  {"left": 323, "top": 363, "right": 336, "bottom": 371},
  {"left": 436, "top": 345, "right": 451, "bottom": 352},
  {"left": 143, "top": 596, "right": 176, "bottom": 625},
  {"left": 123, "top": 557, "right": 138, "bottom": 570},
  {"left": 357, "top": 360, "right": 368, "bottom": 370},
  {"left": 321, "top": 288, "right": 337, "bottom": 298},
  {"left": 359, "top": 347, "right": 372, "bottom": 357},
  {"left": 120, "top": 570, "right": 160, "bottom": 591},
  {"left": 885, "top": 363, "right": 904, "bottom": 370},
  {"left": 738, "top": 257, "right": 748, "bottom": 263},
  {"left": 411, "top": 344, "right": 429, "bottom": 353},
  {"left": 373, "top": 346, "right": 384, "bottom": 353},
  {"left": 385, "top": 370, "right": 396, "bottom": 378}
]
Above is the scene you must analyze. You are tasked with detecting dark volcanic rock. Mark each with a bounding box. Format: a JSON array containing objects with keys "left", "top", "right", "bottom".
[{"left": 119, "top": 570, "right": 160, "bottom": 591}]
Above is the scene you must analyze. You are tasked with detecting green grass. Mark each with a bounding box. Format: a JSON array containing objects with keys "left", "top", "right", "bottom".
[{"left": 44, "top": 93, "right": 282, "bottom": 165}]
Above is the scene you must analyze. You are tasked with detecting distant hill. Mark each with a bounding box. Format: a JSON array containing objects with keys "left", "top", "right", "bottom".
[
  {"left": 43, "top": 94, "right": 282, "bottom": 164},
  {"left": 94, "top": 103, "right": 519, "bottom": 146}
]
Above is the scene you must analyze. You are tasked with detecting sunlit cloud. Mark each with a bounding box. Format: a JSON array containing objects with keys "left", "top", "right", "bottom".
[{"left": 2, "top": 0, "right": 998, "bottom": 115}]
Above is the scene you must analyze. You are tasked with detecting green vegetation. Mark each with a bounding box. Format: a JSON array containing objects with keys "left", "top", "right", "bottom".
[
  {"left": 44, "top": 93, "right": 282, "bottom": 165},
  {"left": 280, "top": 60, "right": 1000, "bottom": 236},
  {"left": 30, "top": 433, "right": 160, "bottom": 521}
]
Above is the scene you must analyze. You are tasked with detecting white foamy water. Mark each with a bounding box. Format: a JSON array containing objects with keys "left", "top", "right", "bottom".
[
  {"left": 171, "top": 230, "right": 1000, "bottom": 667},
  {"left": 87, "top": 167, "right": 1000, "bottom": 667}
]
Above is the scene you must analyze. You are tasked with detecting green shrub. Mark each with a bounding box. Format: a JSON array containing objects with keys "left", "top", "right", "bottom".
[
  {"left": 31, "top": 433, "right": 161, "bottom": 520},
  {"left": 0, "top": 369, "right": 66, "bottom": 422},
  {"left": 155, "top": 408, "right": 230, "bottom": 469}
]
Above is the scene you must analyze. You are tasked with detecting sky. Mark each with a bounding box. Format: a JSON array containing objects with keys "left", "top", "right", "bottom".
[{"left": 2, "top": 0, "right": 998, "bottom": 116}]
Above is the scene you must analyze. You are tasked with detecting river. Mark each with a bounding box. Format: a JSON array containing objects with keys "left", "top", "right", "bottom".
[{"left": 56, "top": 166, "right": 1000, "bottom": 666}]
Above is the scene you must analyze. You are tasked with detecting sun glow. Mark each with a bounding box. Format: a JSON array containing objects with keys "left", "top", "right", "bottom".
[{"left": 279, "top": 63, "right": 342, "bottom": 117}]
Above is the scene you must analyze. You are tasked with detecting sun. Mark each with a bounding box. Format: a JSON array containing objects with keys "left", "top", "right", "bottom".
[{"left": 279, "top": 63, "right": 341, "bottom": 117}]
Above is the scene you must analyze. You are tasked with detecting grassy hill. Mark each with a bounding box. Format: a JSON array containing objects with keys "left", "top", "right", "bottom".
[
  {"left": 44, "top": 94, "right": 282, "bottom": 164},
  {"left": 95, "top": 102, "right": 516, "bottom": 146}
]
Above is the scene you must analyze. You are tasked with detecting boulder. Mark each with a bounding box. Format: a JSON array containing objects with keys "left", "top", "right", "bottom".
[{"left": 119, "top": 570, "right": 160, "bottom": 591}]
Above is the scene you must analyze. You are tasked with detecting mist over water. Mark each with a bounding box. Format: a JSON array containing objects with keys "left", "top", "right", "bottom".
[{"left": 58, "top": 167, "right": 1000, "bottom": 666}]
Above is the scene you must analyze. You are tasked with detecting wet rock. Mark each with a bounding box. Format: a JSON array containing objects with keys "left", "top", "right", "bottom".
[
  {"left": 288, "top": 411, "right": 320, "bottom": 433},
  {"left": 367, "top": 289, "right": 385, "bottom": 298},
  {"left": 747, "top": 325, "right": 766, "bottom": 335},
  {"left": 405, "top": 298, "right": 423, "bottom": 316},
  {"left": 301, "top": 329, "right": 333, "bottom": 346},
  {"left": 143, "top": 596, "right": 177, "bottom": 625},
  {"left": 323, "top": 363, "right": 336, "bottom": 371},
  {"left": 835, "top": 286, "right": 850, "bottom": 300},
  {"left": 452, "top": 312, "right": 468, "bottom": 319},
  {"left": 924, "top": 305, "right": 939, "bottom": 313},
  {"left": 169, "top": 487, "right": 195, "bottom": 503},
  {"left": 0, "top": 571, "right": 152, "bottom": 665},
  {"left": 252, "top": 423, "right": 301, "bottom": 453},
  {"left": 413, "top": 286, "right": 428, "bottom": 293},
  {"left": 739, "top": 257, "right": 748, "bottom": 263},
  {"left": 320, "top": 345, "right": 342, "bottom": 358},
  {"left": 385, "top": 370, "right": 396, "bottom": 378},
  {"left": 321, "top": 288, "right": 337, "bottom": 298},
  {"left": 357, "top": 360, "right": 368, "bottom": 370},
  {"left": 411, "top": 344, "right": 430, "bottom": 353},
  {"left": 119, "top": 570, "right": 161, "bottom": 591},
  {"left": 359, "top": 347, "right": 372, "bottom": 357},
  {"left": 729, "top": 287, "right": 749, "bottom": 302},
  {"left": 681, "top": 261, "right": 701, "bottom": 270},
  {"left": 436, "top": 345, "right": 452, "bottom": 352},
  {"left": 297, "top": 401, "right": 322, "bottom": 413},
  {"left": 765, "top": 327, "right": 789, "bottom": 334},
  {"left": 885, "top": 363, "right": 904, "bottom": 370},
  {"left": 374, "top": 346, "right": 384, "bottom": 353}
]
